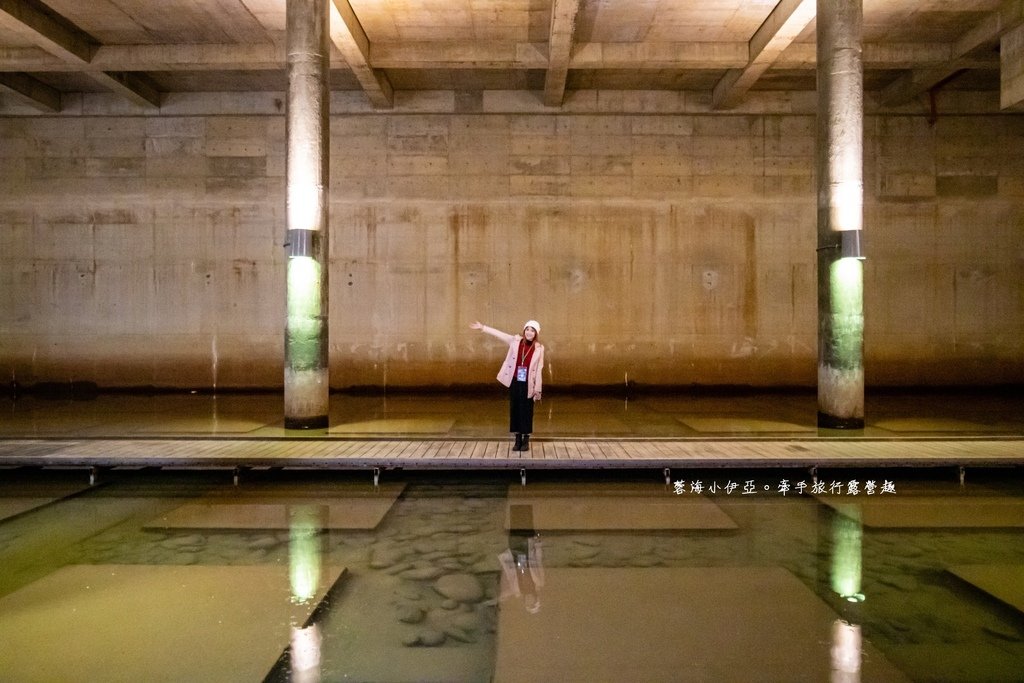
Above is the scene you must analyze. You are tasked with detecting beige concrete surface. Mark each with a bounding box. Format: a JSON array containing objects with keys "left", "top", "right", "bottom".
[
  {"left": 0, "top": 478, "right": 91, "bottom": 521},
  {"left": 948, "top": 565, "right": 1024, "bottom": 614},
  {"left": 1, "top": 110, "right": 1022, "bottom": 390},
  {"left": 0, "top": 564, "right": 344, "bottom": 682},
  {"left": 2, "top": 1, "right": 1023, "bottom": 394},
  {"left": 0, "top": 495, "right": 82, "bottom": 522},
  {"left": 3, "top": 391, "right": 1023, "bottom": 439},
  {"left": 817, "top": 493, "right": 1024, "bottom": 528},
  {"left": 492, "top": 567, "right": 909, "bottom": 682},
  {"left": 148, "top": 482, "right": 405, "bottom": 530},
  {"left": 505, "top": 482, "right": 738, "bottom": 530}
]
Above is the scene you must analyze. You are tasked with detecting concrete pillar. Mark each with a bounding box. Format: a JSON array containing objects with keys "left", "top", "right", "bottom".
[
  {"left": 284, "top": 0, "right": 330, "bottom": 429},
  {"left": 816, "top": 0, "right": 865, "bottom": 429}
]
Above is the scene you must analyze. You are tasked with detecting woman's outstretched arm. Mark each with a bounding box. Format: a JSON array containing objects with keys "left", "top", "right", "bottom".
[{"left": 470, "top": 321, "right": 514, "bottom": 345}]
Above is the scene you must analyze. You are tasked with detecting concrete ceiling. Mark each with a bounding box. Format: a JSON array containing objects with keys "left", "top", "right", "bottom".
[{"left": 0, "top": 0, "right": 1021, "bottom": 113}]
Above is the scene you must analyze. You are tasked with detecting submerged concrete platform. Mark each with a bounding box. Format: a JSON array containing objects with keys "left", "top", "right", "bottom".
[{"left": 1, "top": 391, "right": 1022, "bottom": 471}]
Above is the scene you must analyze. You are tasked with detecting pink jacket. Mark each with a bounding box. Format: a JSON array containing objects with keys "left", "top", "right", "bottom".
[{"left": 480, "top": 325, "right": 544, "bottom": 399}]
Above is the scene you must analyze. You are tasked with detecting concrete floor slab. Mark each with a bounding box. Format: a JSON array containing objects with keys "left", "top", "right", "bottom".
[
  {"left": 0, "top": 498, "right": 70, "bottom": 522},
  {"left": 948, "top": 565, "right": 1024, "bottom": 614},
  {"left": 4, "top": 392, "right": 1024, "bottom": 439},
  {"left": 874, "top": 418, "right": 1003, "bottom": 433},
  {"left": 0, "top": 564, "right": 343, "bottom": 682},
  {"left": 505, "top": 483, "right": 737, "bottom": 530},
  {"left": 0, "top": 417, "right": 108, "bottom": 436},
  {"left": 818, "top": 494, "right": 1024, "bottom": 528},
  {"left": 885, "top": 643, "right": 1024, "bottom": 683},
  {"left": 679, "top": 417, "right": 816, "bottom": 433},
  {"left": 314, "top": 571, "right": 497, "bottom": 682},
  {"left": 538, "top": 414, "right": 636, "bottom": 434},
  {"left": 493, "top": 567, "right": 908, "bottom": 682},
  {"left": 0, "top": 480, "right": 91, "bottom": 522},
  {"left": 110, "top": 417, "right": 277, "bottom": 434},
  {"left": 329, "top": 418, "right": 456, "bottom": 435},
  {"left": 147, "top": 483, "right": 405, "bottom": 530}
]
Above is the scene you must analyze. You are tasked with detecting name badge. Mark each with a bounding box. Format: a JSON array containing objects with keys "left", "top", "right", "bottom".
[{"left": 516, "top": 366, "right": 528, "bottom": 382}]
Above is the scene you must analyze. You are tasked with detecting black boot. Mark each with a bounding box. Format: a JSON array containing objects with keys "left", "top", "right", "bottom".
[
  {"left": 513, "top": 433, "right": 523, "bottom": 451},
  {"left": 521, "top": 434, "right": 530, "bottom": 452}
]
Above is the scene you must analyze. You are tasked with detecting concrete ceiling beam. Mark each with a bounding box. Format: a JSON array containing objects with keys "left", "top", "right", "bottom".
[
  {"left": 543, "top": 0, "right": 581, "bottom": 107},
  {"left": 369, "top": 41, "right": 548, "bottom": 70},
  {"left": 0, "top": 40, "right": 748, "bottom": 72},
  {"left": 881, "top": 0, "right": 1024, "bottom": 106},
  {"left": 95, "top": 70, "right": 161, "bottom": 108},
  {"left": 713, "top": 0, "right": 816, "bottom": 110},
  {"left": 329, "top": 0, "right": 393, "bottom": 108},
  {"left": 0, "top": 0, "right": 95, "bottom": 63},
  {"left": 0, "top": 40, "right": 1002, "bottom": 76},
  {"left": 0, "top": 0, "right": 159, "bottom": 107},
  {"left": 94, "top": 43, "right": 286, "bottom": 72},
  {"left": 0, "top": 70, "right": 60, "bottom": 110},
  {"left": 571, "top": 41, "right": 748, "bottom": 69}
]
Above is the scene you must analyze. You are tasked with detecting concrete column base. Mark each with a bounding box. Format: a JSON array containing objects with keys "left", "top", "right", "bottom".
[
  {"left": 284, "top": 367, "right": 329, "bottom": 429},
  {"left": 817, "top": 412, "right": 865, "bottom": 430},
  {"left": 817, "top": 364, "right": 864, "bottom": 429}
]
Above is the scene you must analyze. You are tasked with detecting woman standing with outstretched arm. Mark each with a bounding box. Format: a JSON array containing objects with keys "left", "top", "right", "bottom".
[{"left": 470, "top": 320, "right": 544, "bottom": 451}]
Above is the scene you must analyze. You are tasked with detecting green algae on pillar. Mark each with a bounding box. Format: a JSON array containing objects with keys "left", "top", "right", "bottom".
[
  {"left": 818, "top": 256, "right": 864, "bottom": 428},
  {"left": 284, "top": 0, "right": 329, "bottom": 430}
]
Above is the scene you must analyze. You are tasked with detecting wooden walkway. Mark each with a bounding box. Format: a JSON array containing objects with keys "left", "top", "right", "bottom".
[{"left": 1, "top": 436, "right": 1022, "bottom": 470}]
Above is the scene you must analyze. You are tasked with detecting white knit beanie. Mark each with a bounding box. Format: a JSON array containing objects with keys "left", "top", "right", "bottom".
[{"left": 523, "top": 320, "right": 541, "bottom": 334}]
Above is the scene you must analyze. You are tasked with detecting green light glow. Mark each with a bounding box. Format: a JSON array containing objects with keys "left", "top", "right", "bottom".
[
  {"left": 289, "top": 505, "right": 322, "bottom": 604},
  {"left": 831, "top": 511, "right": 864, "bottom": 602},
  {"left": 287, "top": 256, "right": 321, "bottom": 316},
  {"left": 827, "top": 255, "right": 864, "bottom": 372},
  {"left": 830, "top": 256, "right": 863, "bottom": 311},
  {"left": 286, "top": 255, "right": 324, "bottom": 371}
]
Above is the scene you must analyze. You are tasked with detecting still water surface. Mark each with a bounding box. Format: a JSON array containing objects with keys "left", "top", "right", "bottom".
[{"left": 0, "top": 468, "right": 1022, "bottom": 682}]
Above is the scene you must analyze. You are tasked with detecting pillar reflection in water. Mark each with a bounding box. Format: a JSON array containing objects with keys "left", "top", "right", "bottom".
[
  {"left": 289, "top": 504, "right": 327, "bottom": 682},
  {"left": 289, "top": 505, "right": 325, "bottom": 603},
  {"left": 290, "top": 623, "right": 322, "bottom": 683},
  {"left": 829, "top": 508, "right": 864, "bottom": 682},
  {"left": 831, "top": 619, "right": 862, "bottom": 682},
  {"left": 830, "top": 510, "right": 864, "bottom": 602}
]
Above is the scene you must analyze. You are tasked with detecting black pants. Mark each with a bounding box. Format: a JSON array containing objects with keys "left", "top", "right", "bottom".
[{"left": 509, "top": 381, "right": 534, "bottom": 434}]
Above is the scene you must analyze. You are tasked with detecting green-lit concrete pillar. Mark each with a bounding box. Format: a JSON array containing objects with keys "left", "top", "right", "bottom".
[
  {"left": 816, "top": 0, "right": 865, "bottom": 429},
  {"left": 284, "top": 0, "right": 330, "bottom": 429}
]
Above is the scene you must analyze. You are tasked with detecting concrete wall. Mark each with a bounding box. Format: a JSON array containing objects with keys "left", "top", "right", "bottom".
[{"left": 1, "top": 108, "right": 1022, "bottom": 389}]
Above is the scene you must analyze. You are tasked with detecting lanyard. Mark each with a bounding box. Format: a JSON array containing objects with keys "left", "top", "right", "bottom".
[{"left": 519, "top": 342, "right": 531, "bottom": 366}]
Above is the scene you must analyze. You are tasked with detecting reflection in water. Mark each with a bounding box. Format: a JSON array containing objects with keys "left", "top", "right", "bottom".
[
  {"left": 831, "top": 619, "right": 862, "bottom": 682},
  {"left": 3, "top": 471, "right": 1023, "bottom": 681},
  {"left": 831, "top": 509, "right": 865, "bottom": 603},
  {"left": 830, "top": 508, "right": 864, "bottom": 681},
  {"left": 290, "top": 624, "right": 322, "bottom": 683},
  {"left": 289, "top": 505, "right": 326, "bottom": 683},
  {"left": 289, "top": 505, "right": 325, "bottom": 604},
  {"left": 499, "top": 504, "right": 545, "bottom": 614},
  {"left": 498, "top": 534, "right": 545, "bottom": 614}
]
